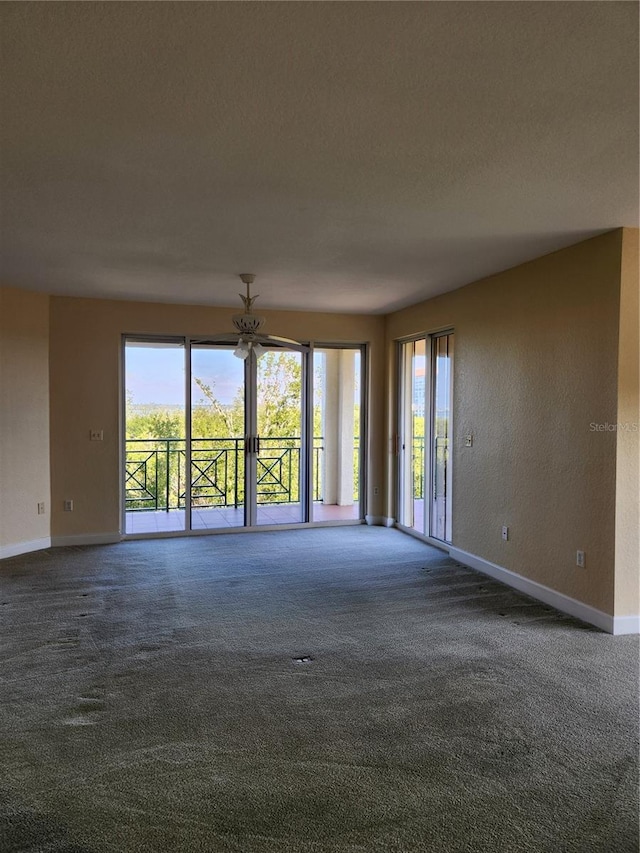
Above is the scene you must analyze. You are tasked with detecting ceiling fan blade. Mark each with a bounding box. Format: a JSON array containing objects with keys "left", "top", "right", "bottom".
[
  {"left": 256, "top": 333, "right": 310, "bottom": 352},
  {"left": 190, "top": 333, "right": 309, "bottom": 352},
  {"left": 190, "top": 334, "right": 239, "bottom": 345}
]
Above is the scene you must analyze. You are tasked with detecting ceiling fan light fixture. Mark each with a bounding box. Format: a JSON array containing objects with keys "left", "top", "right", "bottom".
[
  {"left": 233, "top": 339, "right": 250, "bottom": 360},
  {"left": 232, "top": 339, "right": 266, "bottom": 361},
  {"left": 222, "top": 274, "right": 307, "bottom": 357},
  {"left": 232, "top": 273, "right": 266, "bottom": 337}
]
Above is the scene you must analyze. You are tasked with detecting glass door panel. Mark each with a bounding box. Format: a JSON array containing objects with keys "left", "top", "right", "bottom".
[
  {"left": 255, "top": 349, "right": 304, "bottom": 526},
  {"left": 411, "top": 339, "right": 426, "bottom": 533},
  {"left": 312, "top": 348, "right": 362, "bottom": 521},
  {"left": 124, "top": 340, "right": 186, "bottom": 535},
  {"left": 190, "top": 346, "right": 245, "bottom": 529},
  {"left": 430, "top": 333, "right": 454, "bottom": 542},
  {"left": 398, "top": 339, "right": 426, "bottom": 533}
]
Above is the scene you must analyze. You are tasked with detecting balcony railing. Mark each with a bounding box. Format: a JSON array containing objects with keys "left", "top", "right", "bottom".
[
  {"left": 412, "top": 435, "right": 425, "bottom": 499},
  {"left": 125, "top": 436, "right": 360, "bottom": 512}
]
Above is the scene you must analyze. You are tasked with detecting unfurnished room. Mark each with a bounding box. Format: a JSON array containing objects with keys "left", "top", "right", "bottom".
[{"left": 0, "top": 3, "right": 638, "bottom": 852}]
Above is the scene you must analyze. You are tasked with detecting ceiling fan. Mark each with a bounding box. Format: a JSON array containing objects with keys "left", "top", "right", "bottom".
[{"left": 193, "top": 274, "right": 309, "bottom": 357}]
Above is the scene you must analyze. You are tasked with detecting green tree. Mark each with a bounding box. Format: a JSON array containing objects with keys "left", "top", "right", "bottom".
[
  {"left": 192, "top": 377, "right": 243, "bottom": 438},
  {"left": 257, "top": 351, "right": 302, "bottom": 436}
]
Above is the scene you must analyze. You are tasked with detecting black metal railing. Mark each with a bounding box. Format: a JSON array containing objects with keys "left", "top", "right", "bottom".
[
  {"left": 412, "top": 435, "right": 426, "bottom": 499},
  {"left": 126, "top": 439, "right": 183, "bottom": 512},
  {"left": 125, "top": 436, "right": 357, "bottom": 512}
]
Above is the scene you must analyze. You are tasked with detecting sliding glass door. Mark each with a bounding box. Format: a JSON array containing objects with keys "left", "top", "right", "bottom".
[
  {"left": 398, "top": 339, "right": 426, "bottom": 532},
  {"left": 255, "top": 349, "right": 304, "bottom": 525},
  {"left": 124, "top": 337, "right": 364, "bottom": 534},
  {"left": 124, "top": 340, "right": 186, "bottom": 535},
  {"left": 397, "top": 332, "right": 454, "bottom": 542},
  {"left": 189, "top": 343, "right": 306, "bottom": 528},
  {"left": 431, "top": 333, "right": 454, "bottom": 541}
]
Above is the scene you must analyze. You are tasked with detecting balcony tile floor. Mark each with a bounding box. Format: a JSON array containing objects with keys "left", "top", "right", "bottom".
[{"left": 125, "top": 502, "right": 360, "bottom": 535}]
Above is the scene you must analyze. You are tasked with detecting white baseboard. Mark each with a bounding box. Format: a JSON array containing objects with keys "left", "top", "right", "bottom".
[
  {"left": 448, "top": 546, "right": 629, "bottom": 635},
  {"left": 0, "top": 537, "right": 52, "bottom": 560},
  {"left": 612, "top": 615, "right": 640, "bottom": 636},
  {"left": 365, "top": 515, "right": 396, "bottom": 527},
  {"left": 51, "top": 533, "right": 121, "bottom": 547},
  {"left": 396, "top": 523, "right": 450, "bottom": 552}
]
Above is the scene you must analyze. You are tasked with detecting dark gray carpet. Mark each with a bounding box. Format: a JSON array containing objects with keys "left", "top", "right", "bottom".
[{"left": 1, "top": 526, "right": 638, "bottom": 852}]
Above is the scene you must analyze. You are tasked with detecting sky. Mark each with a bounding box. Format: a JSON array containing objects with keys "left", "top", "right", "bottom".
[
  {"left": 125, "top": 344, "right": 243, "bottom": 406},
  {"left": 125, "top": 343, "right": 361, "bottom": 409}
]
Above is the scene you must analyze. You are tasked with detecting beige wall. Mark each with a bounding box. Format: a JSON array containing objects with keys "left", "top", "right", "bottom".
[
  {"left": 3, "top": 231, "right": 636, "bottom": 622},
  {"left": 49, "top": 298, "right": 385, "bottom": 539},
  {"left": 0, "top": 287, "right": 51, "bottom": 551},
  {"left": 385, "top": 231, "right": 624, "bottom": 615},
  {"left": 615, "top": 229, "right": 640, "bottom": 617}
]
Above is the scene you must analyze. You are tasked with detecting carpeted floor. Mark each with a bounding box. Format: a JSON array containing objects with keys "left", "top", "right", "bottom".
[{"left": 0, "top": 526, "right": 638, "bottom": 852}]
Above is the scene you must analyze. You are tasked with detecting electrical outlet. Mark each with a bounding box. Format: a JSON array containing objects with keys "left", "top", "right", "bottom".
[
  {"left": 37, "top": 502, "right": 45, "bottom": 515},
  {"left": 90, "top": 429, "right": 104, "bottom": 441},
  {"left": 63, "top": 499, "right": 74, "bottom": 512},
  {"left": 373, "top": 486, "right": 379, "bottom": 495},
  {"left": 576, "top": 550, "right": 585, "bottom": 568},
  {"left": 501, "top": 525, "right": 509, "bottom": 541},
  {"left": 464, "top": 434, "right": 473, "bottom": 447}
]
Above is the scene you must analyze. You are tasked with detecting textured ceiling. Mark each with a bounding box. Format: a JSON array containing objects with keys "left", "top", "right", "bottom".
[{"left": 1, "top": 2, "right": 638, "bottom": 314}]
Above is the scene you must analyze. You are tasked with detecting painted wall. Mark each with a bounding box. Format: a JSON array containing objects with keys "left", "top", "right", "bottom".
[
  {"left": 0, "top": 287, "right": 51, "bottom": 554},
  {"left": 615, "top": 229, "right": 639, "bottom": 618},
  {"left": 49, "top": 298, "right": 385, "bottom": 540},
  {"left": 385, "top": 231, "right": 625, "bottom": 615}
]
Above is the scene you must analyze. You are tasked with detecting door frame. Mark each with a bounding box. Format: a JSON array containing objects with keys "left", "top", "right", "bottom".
[
  {"left": 395, "top": 330, "right": 454, "bottom": 545},
  {"left": 310, "top": 343, "right": 368, "bottom": 523},
  {"left": 120, "top": 334, "right": 367, "bottom": 537}
]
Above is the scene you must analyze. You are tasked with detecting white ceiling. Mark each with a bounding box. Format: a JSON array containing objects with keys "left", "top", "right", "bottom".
[{"left": 1, "top": 2, "right": 638, "bottom": 314}]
